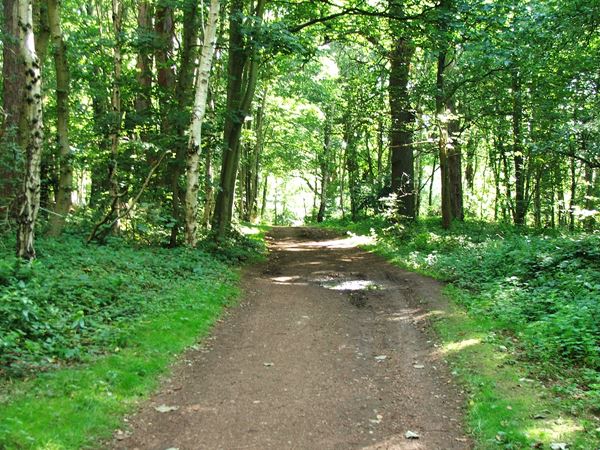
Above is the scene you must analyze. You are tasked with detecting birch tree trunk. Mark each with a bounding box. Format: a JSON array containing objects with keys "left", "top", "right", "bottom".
[
  {"left": 184, "top": 0, "right": 220, "bottom": 247},
  {"left": 169, "top": 0, "right": 199, "bottom": 246},
  {"left": 47, "top": 0, "right": 73, "bottom": 236},
  {"left": 16, "top": 0, "right": 43, "bottom": 259}
]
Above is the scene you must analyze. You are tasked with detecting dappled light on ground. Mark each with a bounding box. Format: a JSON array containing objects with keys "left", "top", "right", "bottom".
[
  {"left": 441, "top": 338, "right": 482, "bottom": 355},
  {"left": 526, "top": 417, "right": 584, "bottom": 444}
]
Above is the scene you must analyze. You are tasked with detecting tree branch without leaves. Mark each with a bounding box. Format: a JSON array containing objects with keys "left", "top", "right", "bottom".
[{"left": 87, "top": 151, "right": 168, "bottom": 243}]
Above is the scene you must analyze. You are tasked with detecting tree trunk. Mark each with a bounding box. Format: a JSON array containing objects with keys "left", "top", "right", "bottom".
[
  {"left": 376, "top": 115, "right": 385, "bottom": 190},
  {"left": 15, "top": 0, "right": 43, "bottom": 259},
  {"left": 134, "top": 0, "right": 153, "bottom": 124},
  {"left": 244, "top": 91, "right": 266, "bottom": 222},
  {"left": 429, "top": 154, "right": 437, "bottom": 209},
  {"left": 491, "top": 150, "right": 500, "bottom": 221},
  {"left": 569, "top": 156, "right": 577, "bottom": 231},
  {"left": 1, "top": 0, "right": 25, "bottom": 214},
  {"left": 584, "top": 164, "right": 596, "bottom": 231},
  {"left": 47, "top": 0, "right": 72, "bottom": 236},
  {"left": 34, "top": 2, "right": 50, "bottom": 219},
  {"left": 415, "top": 149, "right": 423, "bottom": 218},
  {"left": 512, "top": 69, "right": 526, "bottom": 225},
  {"left": 436, "top": 38, "right": 463, "bottom": 229},
  {"left": 533, "top": 166, "right": 542, "bottom": 228},
  {"left": 168, "top": 0, "right": 199, "bottom": 246},
  {"left": 388, "top": 37, "right": 415, "bottom": 220},
  {"left": 154, "top": 3, "right": 175, "bottom": 98},
  {"left": 317, "top": 107, "right": 333, "bottom": 223},
  {"left": 447, "top": 101, "right": 463, "bottom": 221},
  {"left": 212, "top": 0, "right": 265, "bottom": 238},
  {"left": 107, "top": 0, "right": 123, "bottom": 232},
  {"left": 202, "top": 144, "right": 214, "bottom": 228},
  {"left": 260, "top": 174, "right": 268, "bottom": 220},
  {"left": 556, "top": 165, "right": 566, "bottom": 227},
  {"left": 344, "top": 118, "right": 359, "bottom": 221},
  {"left": 436, "top": 51, "right": 452, "bottom": 229},
  {"left": 183, "top": 0, "right": 219, "bottom": 247}
]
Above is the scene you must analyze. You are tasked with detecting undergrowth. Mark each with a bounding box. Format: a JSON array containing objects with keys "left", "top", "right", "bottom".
[
  {"left": 0, "top": 226, "right": 264, "bottom": 448},
  {"left": 0, "top": 234, "right": 239, "bottom": 377},
  {"left": 321, "top": 217, "right": 600, "bottom": 448}
]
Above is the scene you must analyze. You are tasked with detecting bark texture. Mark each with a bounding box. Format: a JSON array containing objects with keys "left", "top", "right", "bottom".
[
  {"left": 512, "top": 68, "right": 527, "bottom": 225},
  {"left": 47, "top": 0, "right": 73, "bottom": 236},
  {"left": 107, "top": 0, "right": 123, "bottom": 231},
  {"left": 16, "top": 0, "right": 44, "bottom": 259},
  {"left": 211, "top": 0, "right": 265, "bottom": 238},
  {"left": 135, "top": 1, "right": 153, "bottom": 122},
  {"left": 1, "top": 0, "right": 25, "bottom": 213},
  {"left": 388, "top": 37, "right": 416, "bottom": 219},
  {"left": 183, "top": 0, "right": 220, "bottom": 247}
]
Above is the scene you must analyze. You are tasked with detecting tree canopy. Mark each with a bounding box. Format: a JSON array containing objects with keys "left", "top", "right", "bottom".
[{"left": 0, "top": 0, "right": 599, "bottom": 255}]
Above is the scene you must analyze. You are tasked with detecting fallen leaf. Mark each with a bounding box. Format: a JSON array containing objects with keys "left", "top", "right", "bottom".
[
  {"left": 405, "top": 431, "right": 420, "bottom": 439},
  {"left": 154, "top": 404, "right": 179, "bottom": 413}
]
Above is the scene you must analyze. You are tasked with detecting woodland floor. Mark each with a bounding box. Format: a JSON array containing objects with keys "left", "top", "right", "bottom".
[{"left": 111, "top": 227, "right": 471, "bottom": 450}]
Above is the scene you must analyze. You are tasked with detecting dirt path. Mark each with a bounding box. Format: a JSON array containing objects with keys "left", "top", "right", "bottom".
[{"left": 113, "top": 227, "right": 471, "bottom": 450}]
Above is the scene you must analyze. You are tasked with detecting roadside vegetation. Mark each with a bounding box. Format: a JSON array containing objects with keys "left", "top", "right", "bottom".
[
  {"left": 322, "top": 217, "right": 600, "bottom": 448},
  {"left": 0, "top": 226, "right": 265, "bottom": 449}
]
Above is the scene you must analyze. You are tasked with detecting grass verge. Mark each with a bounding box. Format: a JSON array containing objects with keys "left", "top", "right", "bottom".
[
  {"left": 0, "top": 225, "right": 267, "bottom": 449},
  {"left": 319, "top": 218, "right": 600, "bottom": 449},
  {"left": 0, "top": 278, "right": 236, "bottom": 449}
]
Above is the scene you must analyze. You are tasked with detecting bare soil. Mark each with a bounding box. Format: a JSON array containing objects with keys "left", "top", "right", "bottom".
[{"left": 112, "top": 227, "right": 471, "bottom": 450}]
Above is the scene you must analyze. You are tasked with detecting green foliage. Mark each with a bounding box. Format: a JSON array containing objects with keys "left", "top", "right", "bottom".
[
  {"left": 327, "top": 218, "right": 600, "bottom": 447},
  {"left": 0, "top": 270, "right": 237, "bottom": 449},
  {"left": 199, "top": 225, "right": 268, "bottom": 264},
  {"left": 0, "top": 235, "right": 239, "bottom": 378},
  {"left": 375, "top": 220, "right": 600, "bottom": 374}
]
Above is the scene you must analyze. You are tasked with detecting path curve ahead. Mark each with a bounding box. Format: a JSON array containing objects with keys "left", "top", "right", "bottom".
[{"left": 114, "top": 227, "right": 471, "bottom": 450}]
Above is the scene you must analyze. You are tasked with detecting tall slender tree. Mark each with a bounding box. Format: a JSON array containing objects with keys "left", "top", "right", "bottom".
[
  {"left": 184, "top": 0, "right": 220, "bottom": 247},
  {"left": 15, "top": 0, "right": 44, "bottom": 259},
  {"left": 212, "top": 0, "right": 265, "bottom": 238},
  {"left": 1, "top": 0, "right": 25, "bottom": 214},
  {"left": 47, "top": 0, "right": 73, "bottom": 236},
  {"left": 388, "top": 36, "right": 416, "bottom": 219}
]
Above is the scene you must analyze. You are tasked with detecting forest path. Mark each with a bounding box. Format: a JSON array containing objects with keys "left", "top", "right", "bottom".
[{"left": 113, "top": 227, "right": 470, "bottom": 450}]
